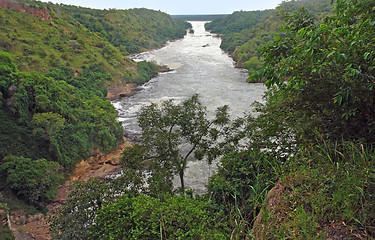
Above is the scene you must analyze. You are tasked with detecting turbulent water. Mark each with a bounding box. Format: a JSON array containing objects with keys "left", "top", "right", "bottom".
[{"left": 112, "top": 21, "right": 266, "bottom": 194}]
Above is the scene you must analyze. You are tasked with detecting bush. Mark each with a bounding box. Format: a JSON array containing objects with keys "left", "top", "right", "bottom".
[
  {"left": 90, "top": 194, "right": 228, "bottom": 239},
  {"left": 207, "top": 150, "right": 277, "bottom": 235},
  {"left": 0, "top": 155, "right": 63, "bottom": 207},
  {"left": 133, "top": 61, "right": 159, "bottom": 84}
]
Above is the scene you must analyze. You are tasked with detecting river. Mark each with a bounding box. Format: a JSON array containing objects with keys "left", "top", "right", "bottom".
[{"left": 112, "top": 21, "right": 266, "bottom": 194}]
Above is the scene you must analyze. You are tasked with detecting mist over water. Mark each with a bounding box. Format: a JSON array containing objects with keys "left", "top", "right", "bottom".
[{"left": 113, "top": 21, "right": 266, "bottom": 194}]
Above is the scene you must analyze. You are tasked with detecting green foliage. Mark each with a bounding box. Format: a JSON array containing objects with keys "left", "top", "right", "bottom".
[
  {"left": 0, "top": 1, "right": 189, "bottom": 83},
  {"left": 0, "top": 53, "right": 124, "bottom": 170},
  {"left": 255, "top": 0, "right": 375, "bottom": 142},
  {"left": 32, "top": 112, "right": 66, "bottom": 138},
  {"left": 0, "top": 5, "right": 137, "bottom": 81},
  {"left": 50, "top": 178, "right": 128, "bottom": 240},
  {"left": 259, "top": 141, "right": 375, "bottom": 239},
  {"left": 0, "top": 223, "right": 14, "bottom": 240},
  {"left": 205, "top": 10, "right": 272, "bottom": 35},
  {"left": 120, "top": 144, "right": 148, "bottom": 192},
  {"left": 124, "top": 94, "right": 231, "bottom": 194},
  {"left": 57, "top": 6, "right": 191, "bottom": 54},
  {"left": 0, "top": 155, "right": 63, "bottom": 207},
  {"left": 0, "top": 0, "right": 190, "bottom": 211},
  {"left": 0, "top": 202, "right": 14, "bottom": 240},
  {"left": 90, "top": 194, "right": 228, "bottom": 239},
  {"left": 133, "top": 61, "right": 159, "bottom": 84},
  {"left": 0, "top": 108, "right": 52, "bottom": 162},
  {"left": 248, "top": 1, "right": 375, "bottom": 238},
  {"left": 206, "top": 0, "right": 334, "bottom": 77},
  {"left": 207, "top": 150, "right": 277, "bottom": 237},
  {"left": 46, "top": 65, "right": 110, "bottom": 98}
]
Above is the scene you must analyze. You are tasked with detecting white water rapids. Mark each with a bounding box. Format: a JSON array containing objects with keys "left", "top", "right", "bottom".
[{"left": 112, "top": 21, "right": 266, "bottom": 194}]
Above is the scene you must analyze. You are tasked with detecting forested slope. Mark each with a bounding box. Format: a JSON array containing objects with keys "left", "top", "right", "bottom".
[
  {"left": 0, "top": 0, "right": 190, "bottom": 81},
  {"left": 57, "top": 5, "right": 190, "bottom": 54},
  {"left": 0, "top": 0, "right": 189, "bottom": 220},
  {"left": 205, "top": 0, "right": 334, "bottom": 78}
]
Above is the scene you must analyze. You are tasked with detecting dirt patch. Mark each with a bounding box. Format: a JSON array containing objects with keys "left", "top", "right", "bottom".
[
  {"left": 0, "top": 0, "right": 52, "bottom": 20},
  {"left": 12, "top": 216, "right": 50, "bottom": 240},
  {"left": 324, "top": 220, "right": 370, "bottom": 240}
]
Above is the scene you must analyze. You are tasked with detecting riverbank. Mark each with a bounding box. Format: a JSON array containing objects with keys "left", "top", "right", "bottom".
[
  {"left": 106, "top": 83, "right": 138, "bottom": 101},
  {"left": 106, "top": 65, "right": 172, "bottom": 101}
]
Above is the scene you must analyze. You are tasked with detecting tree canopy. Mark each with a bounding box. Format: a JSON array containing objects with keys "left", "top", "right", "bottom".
[
  {"left": 254, "top": 0, "right": 375, "bottom": 143},
  {"left": 206, "top": 0, "right": 335, "bottom": 78},
  {"left": 122, "top": 94, "right": 231, "bottom": 194}
]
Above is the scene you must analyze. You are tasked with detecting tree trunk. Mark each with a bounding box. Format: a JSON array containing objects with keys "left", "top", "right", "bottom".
[{"left": 179, "top": 170, "right": 185, "bottom": 193}]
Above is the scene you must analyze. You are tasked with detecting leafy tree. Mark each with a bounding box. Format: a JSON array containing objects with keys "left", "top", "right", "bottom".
[
  {"left": 120, "top": 144, "right": 151, "bottom": 193},
  {"left": 0, "top": 155, "right": 63, "bottom": 207},
  {"left": 0, "top": 53, "right": 124, "bottom": 170},
  {"left": 122, "top": 94, "right": 230, "bottom": 194},
  {"left": 205, "top": 10, "right": 272, "bottom": 35},
  {"left": 138, "top": 95, "right": 229, "bottom": 192},
  {"left": 50, "top": 178, "right": 134, "bottom": 240},
  {"left": 254, "top": 0, "right": 375, "bottom": 143},
  {"left": 32, "top": 112, "right": 66, "bottom": 139},
  {"left": 133, "top": 61, "right": 159, "bottom": 84},
  {"left": 206, "top": 0, "right": 334, "bottom": 78}
]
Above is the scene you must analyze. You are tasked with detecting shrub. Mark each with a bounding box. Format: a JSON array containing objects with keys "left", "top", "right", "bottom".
[{"left": 0, "top": 155, "right": 63, "bottom": 207}]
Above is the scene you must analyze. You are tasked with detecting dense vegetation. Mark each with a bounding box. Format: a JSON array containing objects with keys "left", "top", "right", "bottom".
[
  {"left": 1, "top": 0, "right": 374, "bottom": 239},
  {"left": 0, "top": 52, "right": 123, "bottom": 203},
  {"left": 251, "top": 0, "right": 375, "bottom": 237},
  {"left": 0, "top": 0, "right": 189, "bottom": 80},
  {"left": 52, "top": 0, "right": 374, "bottom": 239},
  {"left": 57, "top": 6, "right": 191, "bottom": 54},
  {"left": 205, "top": 10, "right": 272, "bottom": 35},
  {"left": 0, "top": 0, "right": 189, "bottom": 222},
  {"left": 205, "top": 0, "right": 334, "bottom": 78}
]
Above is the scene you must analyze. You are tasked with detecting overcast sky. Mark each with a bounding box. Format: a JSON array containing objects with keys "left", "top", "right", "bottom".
[{"left": 41, "top": 0, "right": 284, "bottom": 15}]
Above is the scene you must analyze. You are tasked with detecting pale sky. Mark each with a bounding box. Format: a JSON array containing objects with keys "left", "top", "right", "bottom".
[{"left": 41, "top": 0, "right": 284, "bottom": 15}]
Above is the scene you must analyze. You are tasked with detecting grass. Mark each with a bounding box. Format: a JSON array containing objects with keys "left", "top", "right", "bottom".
[
  {"left": 255, "top": 141, "right": 375, "bottom": 239},
  {"left": 0, "top": 223, "right": 14, "bottom": 240}
]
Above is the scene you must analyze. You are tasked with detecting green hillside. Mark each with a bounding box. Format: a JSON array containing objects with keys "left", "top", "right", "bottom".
[
  {"left": 58, "top": 6, "right": 191, "bottom": 54},
  {"left": 0, "top": 0, "right": 190, "bottom": 82},
  {"left": 205, "top": 0, "right": 334, "bottom": 78},
  {"left": 0, "top": 0, "right": 190, "bottom": 217}
]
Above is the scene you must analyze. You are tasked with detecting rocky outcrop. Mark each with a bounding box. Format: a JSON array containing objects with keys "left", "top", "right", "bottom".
[
  {"left": 9, "top": 212, "right": 47, "bottom": 240},
  {"left": 251, "top": 180, "right": 288, "bottom": 239},
  {"left": 10, "top": 213, "right": 44, "bottom": 225},
  {"left": 69, "top": 138, "right": 131, "bottom": 182},
  {"left": 0, "top": 0, "right": 52, "bottom": 20},
  {"left": 106, "top": 83, "right": 137, "bottom": 100}
]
